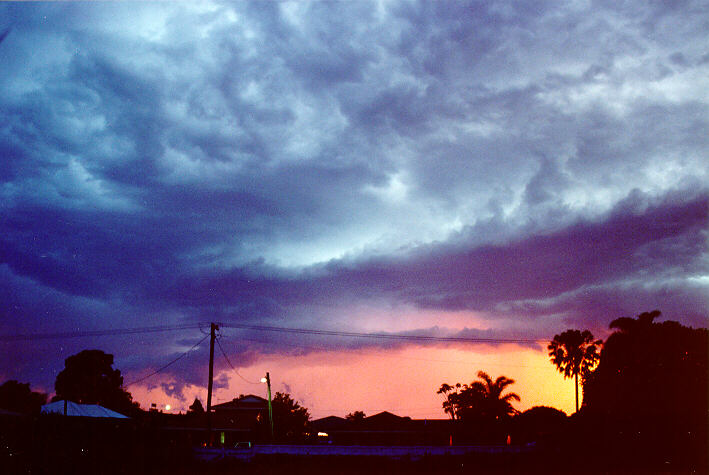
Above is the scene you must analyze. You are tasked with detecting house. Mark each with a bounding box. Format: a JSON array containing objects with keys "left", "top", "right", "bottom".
[
  {"left": 311, "top": 411, "right": 454, "bottom": 445},
  {"left": 210, "top": 394, "right": 269, "bottom": 446},
  {"left": 127, "top": 395, "right": 269, "bottom": 448}
]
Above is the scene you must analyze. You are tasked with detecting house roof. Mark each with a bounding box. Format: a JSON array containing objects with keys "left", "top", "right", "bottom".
[
  {"left": 362, "top": 411, "right": 412, "bottom": 429},
  {"left": 311, "top": 415, "right": 348, "bottom": 431},
  {"left": 41, "top": 400, "right": 129, "bottom": 418},
  {"left": 212, "top": 394, "right": 267, "bottom": 411},
  {"left": 0, "top": 407, "right": 24, "bottom": 417},
  {"left": 312, "top": 412, "right": 453, "bottom": 433}
]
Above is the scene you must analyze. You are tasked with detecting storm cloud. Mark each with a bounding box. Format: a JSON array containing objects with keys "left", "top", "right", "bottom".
[{"left": 0, "top": 1, "right": 706, "bottom": 398}]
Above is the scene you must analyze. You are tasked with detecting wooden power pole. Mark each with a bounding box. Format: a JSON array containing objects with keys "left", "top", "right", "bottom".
[
  {"left": 265, "top": 372, "right": 274, "bottom": 440},
  {"left": 206, "top": 322, "right": 218, "bottom": 445}
]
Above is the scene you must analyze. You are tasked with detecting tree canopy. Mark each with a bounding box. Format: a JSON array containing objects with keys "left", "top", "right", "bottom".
[
  {"left": 438, "top": 371, "right": 520, "bottom": 421},
  {"left": 346, "top": 410, "right": 366, "bottom": 422},
  {"left": 0, "top": 380, "right": 47, "bottom": 414},
  {"left": 271, "top": 391, "right": 310, "bottom": 442},
  {"left": 583, "top": 310, "right": 708, "bottom": 418},
  {"left": 188, "top": 397, "right": 204, "bottom": 414},
  {"left": 53, "top": 349, "right": 139, "bottom": 415},
  {"left": 514, "top": 406, "right": 567, "bottom": 444}
]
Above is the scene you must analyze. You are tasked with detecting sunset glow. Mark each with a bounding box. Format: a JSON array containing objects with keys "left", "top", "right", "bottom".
[{"left": 128, "top": 344, "right": 579, "bottom": 419}]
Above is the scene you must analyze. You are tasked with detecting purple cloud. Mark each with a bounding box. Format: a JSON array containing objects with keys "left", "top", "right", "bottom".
[{"left": 0, "top": 1, "right": 706, "bottom": 400}]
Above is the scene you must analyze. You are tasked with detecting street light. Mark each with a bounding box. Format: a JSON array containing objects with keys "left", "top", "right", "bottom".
[{"left": 262, "top": 372, "right": 274, "bottom": 440}]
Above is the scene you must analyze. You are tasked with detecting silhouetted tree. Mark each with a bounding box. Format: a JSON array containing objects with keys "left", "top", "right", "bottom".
[
  {"left": 518, "top": 405, "right": 567, "bottom": 424},
  {"left": 0, "top": 380, "right": 47, "bottom": 414},
  {"left": 271, "top": 392, "right": 310, "bottom": 442},
  {"left": 583, "top": 310, "right": 708, "bottom": 418},
  {"left": 576, "top": 311, "right": 708, "bottom": 471},
  {"left": 548, "top": 329, "right": 602, "bottom": 412},
  {"left": 439, "top": 372, "right": 519, "bottom": 421},
  {"left": 188, "top": 397, "right": 204, "bottom": 414},
  {"left": 607, "top": 309, "right": 663, "bottom": 334},
  {"left": 437, "top": 383, "right": 459, "bottom": 419},
  {"left": 468, "top": 371, "right": 520, "bottom": 420},
  {"left": 346, "top": 410, "right": 366, "bottom": 421},
  {"left": 53, "top": 349, "right": 139, "bottom": 415},
  {"left": 514, "top": 406, "right": 567, "bottom": 444}
]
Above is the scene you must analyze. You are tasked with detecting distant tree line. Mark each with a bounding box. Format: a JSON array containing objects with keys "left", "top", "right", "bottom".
[{"left": 0, "top": 380, "right": 47, "bottom": 414}]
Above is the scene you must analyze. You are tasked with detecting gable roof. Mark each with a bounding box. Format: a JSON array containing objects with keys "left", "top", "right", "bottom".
[
  {"left": 212, "top": 394, "right": 267, "bottom": 410},
  {"left": 366, "top": 411, "right": 403, "bottom": 419},
  {"left": 311, "top": 415, "right": 348, "bottom": 431},
  {"left": 41, "top": 400, "right": 129, "bottom": 418},
  {"left": 239, "top": 395, "right": 267, "bottom": 403},
  {"left": 365, "top": 411, "right": 409, "bottom": 423}
]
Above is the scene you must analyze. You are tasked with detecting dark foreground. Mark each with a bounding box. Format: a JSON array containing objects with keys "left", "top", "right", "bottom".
[
  {"left": 2, "top": 413, "right": 706, "bottom": 474},
  {"left": 6, "top": 451, "right": 706, "bottom": 475}
]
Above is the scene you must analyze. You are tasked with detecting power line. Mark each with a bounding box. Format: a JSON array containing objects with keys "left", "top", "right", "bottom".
[
  {"left": 217, "top": 322, "right": 549, "bottom": 345},
  {"left": 124, "top": 334, "right": 209, "bottom": 387},
  {"left": 0, "top": 323, "right": 202, "bottom": 342},
  {"left": 215, "top": 335, "right": 262, "bottom": 385},
  {"left": 0, "top": 321, "right": 549, "bottom": 345},
  {"left": 223, "top": 334, "right": 550, "bottom": 370}
]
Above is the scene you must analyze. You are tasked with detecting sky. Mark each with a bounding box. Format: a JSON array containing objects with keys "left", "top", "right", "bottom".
[{"left": 0, "top": 1, "right": 707, "bottom": 419}]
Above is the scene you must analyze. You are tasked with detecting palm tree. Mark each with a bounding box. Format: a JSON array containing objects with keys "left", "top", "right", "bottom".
[
  {"left": 468, "top": 371, "right": 520, "bottom": 420},
  {"left": 548, "top": 329, "right": 602, "bottom": 413},
  {"left": 438, "top": 374, "right": 519, "bottom": 421}
]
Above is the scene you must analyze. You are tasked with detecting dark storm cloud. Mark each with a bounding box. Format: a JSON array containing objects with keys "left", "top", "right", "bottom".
[
  {"left": 171, "top": 189, "right": 706, "bottom": 333},
  {"left": 0, "top": 1, "right": 707, "bottom": 395}
]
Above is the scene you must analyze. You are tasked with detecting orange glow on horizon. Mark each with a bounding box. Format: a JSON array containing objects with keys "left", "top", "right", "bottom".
[{"left": 129, "top": 344, "right": 575, "bottom": 419}]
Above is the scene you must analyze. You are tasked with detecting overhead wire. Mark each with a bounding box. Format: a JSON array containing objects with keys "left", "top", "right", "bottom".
[
  {"left": 0, "top": 321, "right": 550, "bottom": 345},
  {"left": 221, "top": 333, "right": 550, "bottom": 369},
  {"left": 124, "top": 334, "right": 209, "bottom": 387},
  {"left": 1, "top": 320, "right": 553, "bottom": 385},
  {"left": 217, "top": 322, "right": 549, "bottom": 345},
  {"left": 215, "top": 334, "right": 262, "bottom": 385},
  {"left": 0, "top": 323, "right": 202, "bottom": 342}
]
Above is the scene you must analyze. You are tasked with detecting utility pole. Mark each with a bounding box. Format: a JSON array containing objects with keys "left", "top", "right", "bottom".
[
  {"left": 206, "top": 322, "right": 218, "bottom": 445},
  {"left": 265, "top": 372, "right": 274, "bottom": 440}
]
